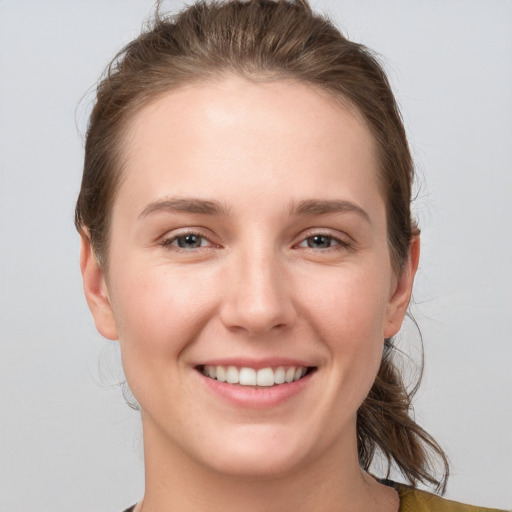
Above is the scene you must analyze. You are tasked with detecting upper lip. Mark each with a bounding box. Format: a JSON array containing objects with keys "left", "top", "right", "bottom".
[{"left": 194, "top": 358, "right": 316, "bottom": 370}]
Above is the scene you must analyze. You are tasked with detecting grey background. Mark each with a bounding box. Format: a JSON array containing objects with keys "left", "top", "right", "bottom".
[{"left": 0, "top": 1, "right": 511, "bottom": 510}]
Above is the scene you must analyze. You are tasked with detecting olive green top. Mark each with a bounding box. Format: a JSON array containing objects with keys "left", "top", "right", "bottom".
[{"left": 392, "top": 482, "right": 508, "bottom": 512}]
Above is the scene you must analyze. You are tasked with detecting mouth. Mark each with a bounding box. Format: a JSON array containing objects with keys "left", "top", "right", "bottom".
[{"left": 196, "top": 365, "right": 316, "bottom": 388}]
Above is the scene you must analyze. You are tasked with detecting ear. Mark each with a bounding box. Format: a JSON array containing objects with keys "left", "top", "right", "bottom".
[
  {"left": 80, "top": 233, "right": 118, "bottom": 340},
  {"left": 384, "top": 235, "right": 420, "bottom": 339}
]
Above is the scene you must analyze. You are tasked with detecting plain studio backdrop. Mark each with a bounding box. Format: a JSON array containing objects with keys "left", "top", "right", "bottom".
[{"left": 0, "top": 1, "right": 511, "bottom": 511}]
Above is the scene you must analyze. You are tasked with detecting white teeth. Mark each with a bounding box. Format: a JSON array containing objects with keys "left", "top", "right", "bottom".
[
  {"left": 216, "top": 366, "right": 226, "bottom": 383},
  {"left": 239, "top": 367, "right": 257, "bottom": 386},
  {"left": 202, "top": 365, "right": 310, "bottom": 387},
  {"left": 256, "top": 368, "right": 275, "bottom": 387},
  {"left": 274, "top": 366, "right": 285, "bottom": 384},
  {"left": 226, "top": 366, "right": 239, "bottom": 384}
]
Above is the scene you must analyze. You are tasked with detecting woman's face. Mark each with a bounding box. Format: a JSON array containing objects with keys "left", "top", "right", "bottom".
[{"left": 82, "top": 76, "right": 417, "bottom": 478}]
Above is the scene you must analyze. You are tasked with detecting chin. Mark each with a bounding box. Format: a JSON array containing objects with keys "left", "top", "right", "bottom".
[
  {"left": 194, "top": 428, "right": 311, "bottom": 480},
  {"left": 207, "top": 452, "right": 306, "bottom": 481}
]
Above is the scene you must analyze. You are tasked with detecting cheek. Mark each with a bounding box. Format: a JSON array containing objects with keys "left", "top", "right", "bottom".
[
  {"left": 304, "top": 264, "right": 391, "bottom": 341},
  {"left": 108, "top": 264, "right": 223, "bottom": 422},
  {"left": 108, "top": 263, "right": 217, "bottom": 376},
  {"left": 301, "top": 264, "right": 390, "bottom": 390}
]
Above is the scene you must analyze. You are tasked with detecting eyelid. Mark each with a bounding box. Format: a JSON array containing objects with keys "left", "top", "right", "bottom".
[
  {"left": 297, "top": 227, "right": 352, "bottom": 242},
  {"left": 159, "top": 228, "right": 219, "bottom": 250},
  {"left": 294, "top": 229, "right": 353, "bottom": 250}
]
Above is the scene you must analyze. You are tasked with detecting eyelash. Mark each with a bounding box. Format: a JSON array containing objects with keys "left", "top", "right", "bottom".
[
  {"left": 159, "top": 230, "right": 216, "bottom": 251},
  {"left": 296, "top": 233, "right": 351, "bottom": 251},
  {"left": 158, "top": 230, "right": 352, "bottom": 253}
]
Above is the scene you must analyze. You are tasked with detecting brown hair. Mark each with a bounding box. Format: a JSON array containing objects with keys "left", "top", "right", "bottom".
[{"left": 75, "top": 0, "right": 448, "bottom": 491}]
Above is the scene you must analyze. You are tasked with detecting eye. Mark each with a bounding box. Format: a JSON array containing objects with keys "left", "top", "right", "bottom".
[
  {"left": 304, "top": 235, "right": 335, "bottom": 249},
  {"left": 161, "top": 232, "right": 213, "bottom": 250},
  {"left": 297, "top": 234, "right": 350, "bottom": 250}
]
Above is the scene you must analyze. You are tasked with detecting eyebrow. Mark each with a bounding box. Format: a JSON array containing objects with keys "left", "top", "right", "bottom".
[
  {"left": 139, "top": 197, "right": 230, "bottom": 218},
  {"left": 139, "top": 196, "right": 370, "bottom": 224},
  {"left": 288, "top": 199, "right": 371, "bottom": 224}
]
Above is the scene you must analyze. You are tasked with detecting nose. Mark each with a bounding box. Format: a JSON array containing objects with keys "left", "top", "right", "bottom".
[{"left": 219, "top": 247, "right": 296, "bottom": 337}]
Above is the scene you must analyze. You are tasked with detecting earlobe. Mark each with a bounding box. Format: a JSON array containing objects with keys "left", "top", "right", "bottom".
[
  {"left": 384, "top": 235, "right": 420, "bottom": 339},
  {"left": 80, "top": 234, "right": 119, "bottom": 340}
]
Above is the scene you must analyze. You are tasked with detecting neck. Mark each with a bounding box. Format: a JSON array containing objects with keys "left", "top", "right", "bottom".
[{"left": 137, "top": 416, "right": 399, "bottom": 512}]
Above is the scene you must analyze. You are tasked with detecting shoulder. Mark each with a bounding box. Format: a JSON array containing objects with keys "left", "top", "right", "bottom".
[{"left": 393, "top": 482, "right": 509, "bottom": 512}]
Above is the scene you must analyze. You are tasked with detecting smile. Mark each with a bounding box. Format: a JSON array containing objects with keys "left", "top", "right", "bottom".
[{"left": 198, "top": 365, "right": 313, "bottom": 387}]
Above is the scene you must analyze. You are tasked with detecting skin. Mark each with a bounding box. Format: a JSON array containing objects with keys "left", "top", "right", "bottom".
[{"left": 81, "top": 76, "right": 419, "bottom": 512}]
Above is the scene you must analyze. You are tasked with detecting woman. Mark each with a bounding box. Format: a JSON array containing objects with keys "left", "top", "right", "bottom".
[{"left": 75, "top": 1, "right": 506, "bottom": 511}]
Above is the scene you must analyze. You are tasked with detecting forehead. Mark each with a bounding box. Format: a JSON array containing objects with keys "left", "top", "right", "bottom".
[{"left": 117, "top": 76, "right": 382, "bottom": 218}]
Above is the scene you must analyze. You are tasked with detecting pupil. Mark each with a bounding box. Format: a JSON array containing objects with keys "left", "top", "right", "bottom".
[
  {"left": 308, "top": 235, "right": 330, "bottom": 248},
  {"left": 178, "top": 234, "right": 201, "bottom": 248}
]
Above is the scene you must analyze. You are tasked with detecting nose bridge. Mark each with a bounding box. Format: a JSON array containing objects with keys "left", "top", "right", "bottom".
[{"left": 220, "top": 239, "right": 294, "bottom": 336}]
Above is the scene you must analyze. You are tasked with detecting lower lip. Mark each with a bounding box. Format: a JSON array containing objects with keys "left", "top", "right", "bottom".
[{"left": 197, "top": 370, "right": 314, "bottom": 408}]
